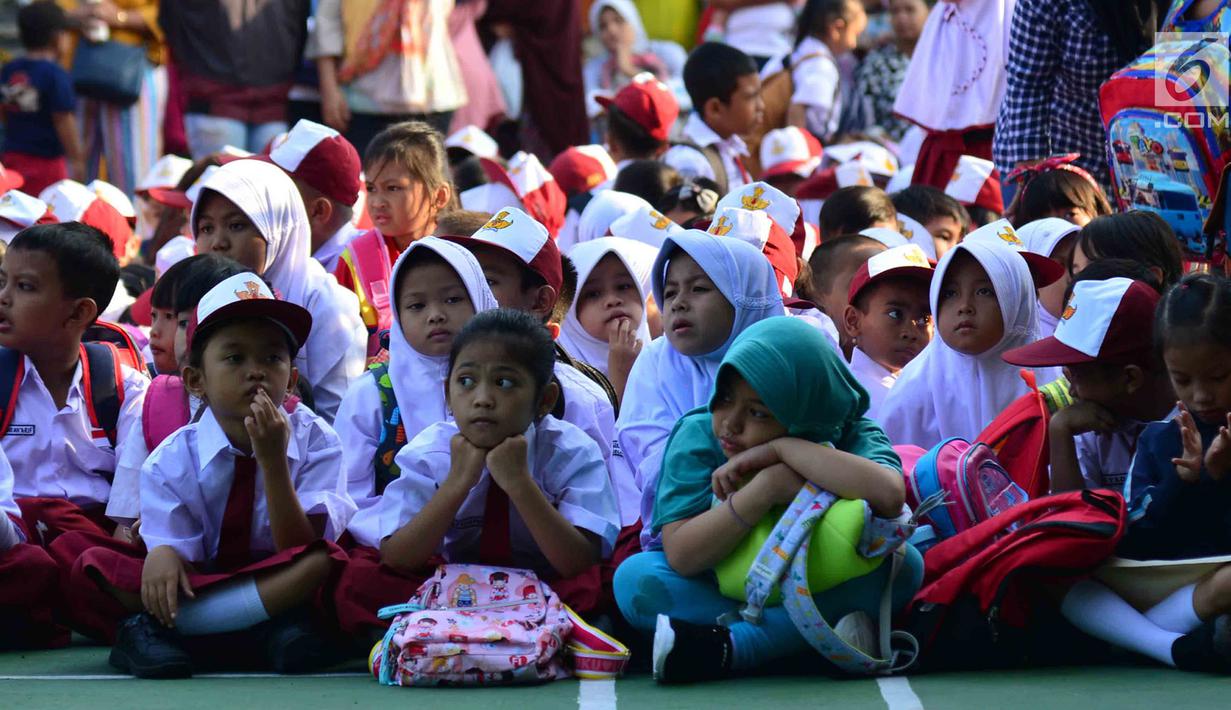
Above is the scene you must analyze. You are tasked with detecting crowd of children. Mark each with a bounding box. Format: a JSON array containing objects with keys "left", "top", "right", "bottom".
[{"left": 3, "top": 0, "right": 1231, "bottom": 691}]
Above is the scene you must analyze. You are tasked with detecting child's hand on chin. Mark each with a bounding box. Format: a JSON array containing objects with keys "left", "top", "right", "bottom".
[
  {"left": 245, "top": 389, "right": 290, "bottom": 462},
  {"left": 487, "top": 435, "right": 531, "bottom": 493},
  {"left": 448, "top": 434, "right": 489, "bottom": 491}
]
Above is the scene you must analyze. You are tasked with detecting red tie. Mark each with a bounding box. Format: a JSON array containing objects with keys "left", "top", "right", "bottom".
[
  {"left": 216, "top": 455, "right": 257, "bottom": 570},
  {"left": 734, "top": 154, "right": 752, "bottom": 184},
  {"left": 478, "top": 479, "right": 512, "bottom": 565}
]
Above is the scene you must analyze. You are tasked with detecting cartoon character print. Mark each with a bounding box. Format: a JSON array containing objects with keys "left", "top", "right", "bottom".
[
  {"left": 521, "top": 584, "right": 539, "bottom": 601},
  {"left": 415, "top": 617, "right": 438, "bottom": 639},
  {"left": 451, "top": 574, "right": 479, "bottom": 608},
  {"left": 489, "top": 571, "right": 510, "bottom": 602}
]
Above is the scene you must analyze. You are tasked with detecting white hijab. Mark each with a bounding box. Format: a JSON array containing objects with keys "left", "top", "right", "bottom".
[
  {"left": 386, "top": 237, "right": 501, "bottom": 442},
  {"left": 558, "top": 237, "right": 658, "bottom": 376},
  {"left": 1016, "top": 217, "right": 1079, "bottom": 338},
  {"left": 878, "top": 239, "right": 1041, "bottom": 448},
  {"left": 589, "top": 0, "right": 649, "bottom": 52},
  {"left": 618, "top": 231, "right": 784, "bottom": 538},
  {"left": 576, "top": 191, "right": 652, "bottom": 245}
]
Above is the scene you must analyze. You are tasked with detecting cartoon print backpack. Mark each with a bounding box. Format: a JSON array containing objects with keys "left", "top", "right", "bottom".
[
  {"left": 904, "top": 438, "right": 1030, "bottom": 541},
  {"left": 737, "top": 482, "right": 925, "bottom": 675},
  {"left": 369, "top": 359, "right": 406, "bottom": 494},
  {"left": 1100, "top": 18, "right": 1231, "bottom": 266},
  {"left": 368, "top": 564, "right": 630, "bottom": 687}
]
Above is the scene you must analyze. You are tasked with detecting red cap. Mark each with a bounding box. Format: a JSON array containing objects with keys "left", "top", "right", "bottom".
[
  {"left": 0, "top": 161, "right": 24, "bottom": 194},
  {"left": 548, "top": 145, "right": 618, "bottom": 196},
  {"left": 268, "top": 120, "right": 363, "bottom": 206},
  {"left": 40, "top": 180, "right": 134, "bottom": 260},
  {"left": 596, "top": 72, "right": 679, "bottom": 142},
  {"left": 481, "top": 153, "right": 567, "bottom": 239},
  {"left": 945, "top": 155, "right": 1004, "bottom": 215},
  {"left": 130, "top": 287, "right": 153, "bottom": 327},
  {"left": 847, "top": 244, "right": 935, "bottom": 303},
  {"left": 760, "top": 127, "right": 823, "bottom": 179},
  {"left": 1003, "top": 278, "right": 1160, "bottom": 367},
  {"left": 444, "top": 206, "right": 563, "bottom": 295}
]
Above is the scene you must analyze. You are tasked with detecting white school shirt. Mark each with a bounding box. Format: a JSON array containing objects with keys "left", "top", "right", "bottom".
[
  {"left": 554, "top": 360, "right": 634, "bottom": 524},
  {"left": 762, "top": 37, "right": 842, "bottom": 142},
  {"left": 299, "top": 275, "right": 368, "bottom": 423},
  {"left": 1072, "top": 410, "right": 1175, "bottom": 492},
  {"left": 139, "top": 406, "right": 356, "bottom": 564},
  {"left": 724, "top": 3, "right": 797, "bottom": 59},
  {"left": 348, "top": 417, "right": 620, "bottom": 570},
  {"left": 313, "top": 222, "right": 363, "bottom": 274},
  {"left": 107, "top": 392, "right": 204, "bottom": 525},
  {"left": 663, "top": 113, "right": 751, "bottom": 191},
  {"left": 848, "top": 347, "right": 898, "bottom": 423},
  {"left": 3, "top": 358, "right": 148, "bottom": 508}
]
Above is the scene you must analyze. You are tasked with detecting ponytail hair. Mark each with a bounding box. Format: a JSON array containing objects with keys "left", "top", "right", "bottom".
[{"left": 1155, "top": 273, "right": 1231, "bottom": 352}]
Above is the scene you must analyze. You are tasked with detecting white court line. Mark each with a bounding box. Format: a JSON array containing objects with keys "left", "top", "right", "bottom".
[
  {"left": 577, "top": 678, "right": 617, "bottom": 710},
  {"left": 877, "top": 677, "right": 924, "bottom": 710},
  {"left": 0, "top": 672, "right": 368, "bottom": 681}
]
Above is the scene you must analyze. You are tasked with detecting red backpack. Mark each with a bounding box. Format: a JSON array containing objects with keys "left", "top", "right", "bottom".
[
  {"left": 976, "top": 369, "right": 1052, "bottom": 499},
  {"left": 903, "top": 490, "right": 1125, "bottom": 670}
]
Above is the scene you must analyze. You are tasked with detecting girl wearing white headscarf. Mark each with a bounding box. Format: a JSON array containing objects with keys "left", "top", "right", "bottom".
[
  {"left": 191, "top": 160, "right": 367, "bottom": 422},
  {"left": 583, "top": 1, "right": 688, "bottom": 118},
  {"left": 559, "top": 237, "right": 659, "bottom": 397},
  {"left": 568, "top": 190, "right": 653, "bottom": 253},
  {"left": 617, "top": 230, "right": 785, "bottom": 548},
  {"left": 334, "top": 237, "right": 500, "bottom": 519},
  {"left": 878, "top": 239, "right": 1042, "bottom": 448},
  {"left": 1016, "top": 217, "right": 1080, "bottom": 339}
]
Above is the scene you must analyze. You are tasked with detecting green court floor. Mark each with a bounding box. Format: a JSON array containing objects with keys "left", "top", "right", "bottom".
[{"left": 0, "top": 645, "right": 1228, "bottom": 709}]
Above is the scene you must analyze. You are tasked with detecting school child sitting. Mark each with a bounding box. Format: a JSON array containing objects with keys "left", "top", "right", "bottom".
[
  {"left": 818, "top": 186, "right": 900, "bottom": 242},
  {"left": 334, "top": 122, "right": 455, "bottom": 353},
  {"left": 191, "top": 159, "right": 367, "bottom": 422},
  {"left": 0, "top": 223, "right": 148, "bottom": 551},
  {"left": 663, "top": 42, "right": 762, "bottom": 193},
  {"left": 613, "top": 316, "right": 922, "bottom": 683},
  {"left": 0, "top": 444, "right": 66, "bottom": 649},
  {"left": 617, "top": 230, "right": 784, "bottom": 548},
  {"left": 1005, "top": 154, "right": 1112, "bottom": 227},
  {"left": 1058, "top": 274, "right": 1231, "bottom": 673},
  {"left": 804, "top": 234, "right": 886, "bottom": 357},
  {"left": 879, "top": 236, "right": 1041, "bottom": 448},
  {"left": 348, "top": 309, "right": 619, "bottom": 613},
  {"left": 558, "top": 237, "right": 658, "bottom": 403},
  {"left": 1071, "top": 211, "right": 1184, "bottom": 289},
  {"left": 1002, "top": 277, "right": 1174, "bottom": 493},
  {"left": 1016, "top": 218, "right": 1080, "bottom": 338},
  {"left": 891, "top": 184, "right": 969, "bottom": 260},
  {"left": 266, "top": 119, "right": 364, "bottom": 273},
  {"left": 72, "top": 273, "right": 355, "bottom": 678},
  {"left": 842, "top": 244, "right": 934, "bottom": 421},
  {"left": 330, "top": 238, "right": 500, "bottom": 636}
]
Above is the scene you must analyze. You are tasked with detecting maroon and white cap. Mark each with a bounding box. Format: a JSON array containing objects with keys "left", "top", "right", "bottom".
[
  {"left": 481, "top": 152, "right": 567, "bottom": 238},
  {"left": 708, "top": 207, "right": 773, "bottom": 250},
  {"left": 608, "top": 204, "right": 683, "bottom": 248},
  {"left": 0, "top": 190, "right": 55, "bottom": 243},
  {"left": 445, "top": 125, "right": 500, "bottom": 160},
  {"left": 187, "top": 272, "right": 312, "bottom": 354},
  {"left": 895, "top": 213, "right": 936, "bottom": 260},
  {"left": 137, "top": 154, "right": 193, "bottom": 194},
  {"left": 848, "top": 244, "right": 934, "bottom": 303},
  {"left": 945, "top": 155, "right": 1004, "bottom": 214},
  {"left": 268, "top": 119, "right": 362, "bottom": 206},
  {"left": 760, "top": 126, "right": 823, "bottom": 179},
  {"left": 595, "top": 72, "right": 679, "bottom": 142},
  {"left": 794, "top": 158, "right": 877, "bottom": 200},
  {"left": 859, "top": 227, "right": 910, "bottom": 249},
  {"left": 824, "top": 141, "right": 898, "bottom": 177},
  {"left": 713, "top": 181, "right": 800, "bottom": 237},
  {"left": 964, "top": 219, "right": 1064, "bottom": 288},
  {"left": 445, "top": 205, "right": 563, "bottom": 295},
  {"left": 0, "top": 161, "right": 24, "bottom": 194},
  {"left": 88, "top": 179, "right": 136, "bottom": 219},
  {"left": 1003, "top": 278, "right": 1160, "bottom": 367},
  {"left": 146, "top": 165, "right": 220, "bottom": 210},
  {"left": 548, "top": 145, "right": 619, "bottom": 196}
]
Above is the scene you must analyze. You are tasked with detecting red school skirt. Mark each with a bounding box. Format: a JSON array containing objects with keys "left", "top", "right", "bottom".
[
  {"left": 62, "top": 533, "right": 347, "bottom": 643},
  {"left": 0, "top": 519, "right": 68, "bottom": 649}
]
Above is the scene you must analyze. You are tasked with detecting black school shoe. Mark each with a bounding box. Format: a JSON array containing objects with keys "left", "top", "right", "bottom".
[
  {"left": 651, "top": 614, "right": 734, "bottom": 683},
  {"left": 110, "top": 613, "right": 193, "bottom": 679},
  {"left": 1172, "top": 615, "right": 1231, "bottom": 673},
  {"left": 261, "top": 612, "right": 333, "bottom": 674}
]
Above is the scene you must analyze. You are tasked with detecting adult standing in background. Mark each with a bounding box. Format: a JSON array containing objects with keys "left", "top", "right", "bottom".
[
  {"left": 993, "top": 0, "right": 1162, "bottom": 193},
  {"left": 448, "top": 0, "right": 506, "bottom": 133},
  {"left": 712, "top": 0, "right": 799, "bottom": 70},
  {"left": 311, "top": 0, "right": 466, "bottom": 155},
  {"left": 63, "top": 0, "right": 166, "bottom": 196},
  {"left": 159, "top": 0, "right": 310, "bottom": 158},
  {"left": 845, "top": 0, "right": 930, "bottom": 142}
]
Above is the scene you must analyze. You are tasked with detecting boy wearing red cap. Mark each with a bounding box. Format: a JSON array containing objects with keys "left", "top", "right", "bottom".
[
  {"left": 1003, "top": 277, "right": 1176, "bottom": 493},
  {"left": 598, "top": 72, "right": 680, "bottom": 173}
]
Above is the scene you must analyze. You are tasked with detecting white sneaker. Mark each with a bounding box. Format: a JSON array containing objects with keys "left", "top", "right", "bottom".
[{"left": 651, "top": 614, "right": 676, "bottom": 681}]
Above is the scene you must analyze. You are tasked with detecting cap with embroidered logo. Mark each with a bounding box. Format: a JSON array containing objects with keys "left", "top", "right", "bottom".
[
  {"left": 608, "top": 204, "right": 683, "bottom": 248},
  {"left": 268, "top": 119, "right": 362, "bottom": 207},
  {"left": 0, "top": 190, "right": 55, "bottom": 243},
  {"left": 187, "top": 272, "right": 313, "bottom": 355},
  {"left": 714, "top": 182, "right": 800, "bottom": 236},
  {"left": 760, "top": 126, "right": 823, "bottom": 179},
  {"left": 596, "top": 72, "right": 679, "bottom": 142},
  {"left": 707, "top": 206, "right": 799, "bottom": 301},
  {"left": 895, "top": 212, "right": 937, "bottom": 260},
  {"left": 137, "top": 154, "right": 193, "bottom": 194},
  {"left": 964, "top": 218, "right": 1064, "bottom": 288},
  {"left": 88, "top": 180, "right": 136, "bottom": 219},
  {"left": 548, "top": 145, "right": 619, "bottom": 196},
  {"left": 1002, "top": 278, "right": 1159, "bottom": 367},
  {"left": 945, "top": 154, "right": 1004, "bottom": 214},
  {"left": 445, "top": 125, "right": 500, "bottom": 160},
  {"left": 445, "top": 205, "right": 563, "bottom": 295},
  {"left": 481, "top": 152, "right": 567, "bottom": 238},
  {"left": 847, "top": 243, "right": 934, "bottom": 303}
]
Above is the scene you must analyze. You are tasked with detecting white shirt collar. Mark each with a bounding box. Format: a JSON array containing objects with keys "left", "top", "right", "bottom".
[
  {"left": 21, "top": 353, "right": 86, "bottom": 406},
  {"left": 682, "top": 113, "right": 749, "bottom": 157},
  {"left": 850, "top": 347, "right": 897, "bottom": 388},
  {"left": 194, "top": 405, "right": 302, "bottom": 471}
]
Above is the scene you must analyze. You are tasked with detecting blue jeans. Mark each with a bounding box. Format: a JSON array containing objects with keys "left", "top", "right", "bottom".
[
  {"left": 184, "top": 114, "right": 287, "bottom": 160},
  {"left": 613, "top": 546, "right": 924, "bottom": 671}
]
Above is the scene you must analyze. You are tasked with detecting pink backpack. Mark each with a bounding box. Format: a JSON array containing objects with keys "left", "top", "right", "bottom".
[
  {"left": 904, "top": 437, "right": 1029, "bottom": 541},
  {"left": 369, "top": 564, "right": 629, "bottom": 686}
]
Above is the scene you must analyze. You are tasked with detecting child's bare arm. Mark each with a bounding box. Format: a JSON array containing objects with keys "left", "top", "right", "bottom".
[
  {"left": 1048, "top": 402, "right": 1116, "bottom": 492},
  {"left": 51, "top": 112, "right": 84, "bottom": 181},
  {"left": 487, "top": 436, "right": 599, "bottom": 578},
  {"left": 248, "top": 391, "right": 315, "bottom": 550},
  {"left": 380, "top": 434, "right": 485, "bottom": 573}
]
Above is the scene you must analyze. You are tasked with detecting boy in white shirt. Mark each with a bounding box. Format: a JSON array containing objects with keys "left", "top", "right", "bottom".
[{"left": 843, "top": 244, "right": 934, "bottom": 420}]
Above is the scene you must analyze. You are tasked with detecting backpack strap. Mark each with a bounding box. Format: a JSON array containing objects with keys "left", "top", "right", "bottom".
[
  {"left": 341, "top": 230, "right": 394, "bottom": 333},
  {"left": 673, "top": 139, "right": 729, "bottom": 194},
  {"left": 369, "top": 362, "right": 405, "bottom": 494},
  {"left": 0, "top": 348, "right": 24, "bottom": 437},
  {"left": 142, "top": 375, "right": 192, "bottom": 452},
  {"left": 84, "top": 320, "right": 148, "bottom": 374},
  {"left": 80, "top": 343, "right": 123, "bottom": 451}
]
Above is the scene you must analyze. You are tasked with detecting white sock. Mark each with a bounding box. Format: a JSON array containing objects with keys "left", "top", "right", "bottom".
[
  {"left": 1145, "top": 584, "right": 1202, "bottom": 634},
  {"left": 175, "top": 577, "right": 270, "bottom": 636},
  {"left": 1060, "top": 580, "right": 1180, "bottom": 667}
]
